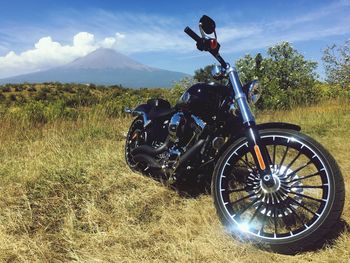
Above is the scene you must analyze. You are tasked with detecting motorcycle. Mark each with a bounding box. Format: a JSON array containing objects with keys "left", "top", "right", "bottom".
[{"left": 124, "top": 15, "right": 345, "bottom": 254}]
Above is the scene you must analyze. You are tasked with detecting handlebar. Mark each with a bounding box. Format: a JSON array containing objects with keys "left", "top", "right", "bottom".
[
  {"left": 184, "top": 27, "right": 201, "bottom": 42},
  {"left": 184, "top": 26, "right": 227, "bottom": 68}
]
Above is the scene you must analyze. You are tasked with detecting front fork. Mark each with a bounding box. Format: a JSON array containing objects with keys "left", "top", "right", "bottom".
[{"left": 227, "top": 67, "right": 274, "bottom": 186}]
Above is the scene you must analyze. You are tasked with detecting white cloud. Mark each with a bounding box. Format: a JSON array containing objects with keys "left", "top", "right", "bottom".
[{"left": 0, "top": 32, "right": 128, "bottom": 78}]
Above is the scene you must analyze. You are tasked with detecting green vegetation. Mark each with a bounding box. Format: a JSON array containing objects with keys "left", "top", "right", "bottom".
[
  {"left": 236, "top": 42, "right": 319, "bottom": 109},
  {"left": 0, "top": 79, "right": 194, "bottom": 125},
  {"left": 0, "top": 99, "right": 349, "bottom": 262},
  {"left": 323, "top": 39, "right": 350, "bottom": 87}
]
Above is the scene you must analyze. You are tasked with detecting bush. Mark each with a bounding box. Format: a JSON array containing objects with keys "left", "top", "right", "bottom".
[
  {"left": 15, "top": 86, "right": 24, "bottom": 92},
  {"left": 45, "top": 101, "right": 66, "bottom": 121},
  {"left": 27, "top": 86, "right": 37, "bottom": 92},
  {"left": 9, "top": 94, "right": 17, "bottom": 102},
  {"left": 34, "top": 90, "right": 48, "bottom": 101},
  {"left": 1, "top": 86, "right": 11, "bottom": 92},
  {"left": 15, "top": 94, "right": 27, "bottom": 104},
  {"left": 23, "top": 101, "right": 47, "bottom": 124}
]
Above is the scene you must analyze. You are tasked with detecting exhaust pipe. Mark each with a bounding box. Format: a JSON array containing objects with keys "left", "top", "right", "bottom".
[
  {"left": 131, "top": 138, "right": 170, "bottom": 156},
  {"left": 175, "top": 139, "right": 205, "bottom": 171},
  {"left": 133, "top": 154, "right": 162, "bottom": 169}
]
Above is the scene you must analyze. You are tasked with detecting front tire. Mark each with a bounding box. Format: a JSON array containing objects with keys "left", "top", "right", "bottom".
[{"left": 212, "top": 129, "right": 345, "bottom": 254}]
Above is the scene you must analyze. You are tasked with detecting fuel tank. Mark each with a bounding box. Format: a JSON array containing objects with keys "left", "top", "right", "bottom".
[{"left": 176, "top": 82, "right": 232, "bottom": 122}]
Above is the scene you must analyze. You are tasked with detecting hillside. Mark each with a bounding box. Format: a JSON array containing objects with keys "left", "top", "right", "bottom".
[
  {"left": 0, "top": 99, "right": 349, "bottom": 262},
  {"left": 0, "top": 48, "right": 189, "bottom": 88}
]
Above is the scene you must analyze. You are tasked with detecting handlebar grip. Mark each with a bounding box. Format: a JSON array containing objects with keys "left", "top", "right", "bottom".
[{"left": 184, "top": 26, "right": 201, "bottom": 42}]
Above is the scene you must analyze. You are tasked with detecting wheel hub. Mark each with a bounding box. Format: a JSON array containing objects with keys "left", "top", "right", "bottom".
[
  {"left": 260, "top": 173, "right": 281, "bottom": 194},
  {"left": 248, "top": 165, "right": 303, "bottom": 217}
]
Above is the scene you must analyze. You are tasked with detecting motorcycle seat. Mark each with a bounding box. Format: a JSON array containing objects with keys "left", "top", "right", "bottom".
[
  {"left": 149, "top": 107, "right": 175, "bottom": 119},
  {"left": 147, "top": 98, "right": 174, "bottom": 119}
]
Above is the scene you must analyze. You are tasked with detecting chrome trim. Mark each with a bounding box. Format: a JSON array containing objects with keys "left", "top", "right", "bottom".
[
  {"left": 191, "top": 115, "right": 206, "bottom": 130},
  {"left": 168, "top": 112, "right": 184, "bottom": 141},
  {"left": 124, "top": 107, "right": 133, "bottom": 114},
  {"left": 133, "top": 110, "right": 151, "bottom": 127},
  {"left": 226, "top": 66, "right": 255, "bottom": 124}
]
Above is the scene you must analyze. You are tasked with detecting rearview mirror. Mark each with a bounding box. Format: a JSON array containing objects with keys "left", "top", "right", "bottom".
[{"left": 199, "top": 15, "right": 216, "bottom": 35}]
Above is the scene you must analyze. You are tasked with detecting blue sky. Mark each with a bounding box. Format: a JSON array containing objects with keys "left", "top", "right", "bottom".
[{"left": 0, "top": 0, "right": 349, "bottom": 79}]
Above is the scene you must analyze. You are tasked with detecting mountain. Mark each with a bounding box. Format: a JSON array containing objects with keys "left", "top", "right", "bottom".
[{"left": 0, "top": 48, "right": 189, "bottom": 88}]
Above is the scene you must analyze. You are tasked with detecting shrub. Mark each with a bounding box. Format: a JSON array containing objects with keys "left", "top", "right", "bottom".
[
  {"left": 34, "top": 90, "right": 48, "bottom": 101},
  {"left": 27, "top": 86, "right": 37, "bottom": 92},
  {"left": 23, "top": 101, "right": 47, "bottom": 124},
  {"left": 9, "top": 94, "right": 17, "bottom": 102},
  {"left": 15, "top": 86, "right": 24, "bottom": 92},
  {"left": 1, "top": 86, "right": 11, "bottom": 92}
]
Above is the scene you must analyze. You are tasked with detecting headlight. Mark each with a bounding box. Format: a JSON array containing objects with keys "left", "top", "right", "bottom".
[
  {"left": 247, "top": 80, "right": 262, "bottom": 104},
  {"left": 211, "top": 64, "right": 225, "bottom": 80}
]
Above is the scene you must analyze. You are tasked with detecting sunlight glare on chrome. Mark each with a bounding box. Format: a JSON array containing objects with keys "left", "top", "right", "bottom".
[{"left": 238, "top": 222, "right": 250, "bottom": 233}]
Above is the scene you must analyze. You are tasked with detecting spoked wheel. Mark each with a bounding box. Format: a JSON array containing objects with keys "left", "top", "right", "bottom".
[
  {"left": 125, "top": 117, "right": 146, "bottom": 171},
  {"left": 212, "top": 129, "right": 345, "bottom": 254}
]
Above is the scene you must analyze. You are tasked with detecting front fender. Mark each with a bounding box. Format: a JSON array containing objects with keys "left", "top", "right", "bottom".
[
  {"left": 257, "top": 122, "right": 301, "bottom": 132},
  {"left": 218, "top": 122, "right": 301, "bottom": 159}
]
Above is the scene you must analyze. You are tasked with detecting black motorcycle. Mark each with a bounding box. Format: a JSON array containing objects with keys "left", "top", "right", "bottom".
[{"left": 125, "top": 15, "right": 345, "bottom": 254}]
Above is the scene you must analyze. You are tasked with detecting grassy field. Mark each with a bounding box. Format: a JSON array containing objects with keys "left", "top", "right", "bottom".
[{"left": 0, "top": 100, "right": 349, "bottom": 262}]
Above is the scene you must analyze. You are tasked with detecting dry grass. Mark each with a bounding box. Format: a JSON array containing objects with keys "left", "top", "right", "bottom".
[{"left": 0, "top": 101, "right": 349, "bottom": 262}]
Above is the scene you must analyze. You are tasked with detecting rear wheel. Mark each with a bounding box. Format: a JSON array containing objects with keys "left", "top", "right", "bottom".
[
  {"left": 125, "top": 117, "right": 146, "bottom": 172},
  {"left": 212, "top": 129, "right": 345, "bottom": 254}
]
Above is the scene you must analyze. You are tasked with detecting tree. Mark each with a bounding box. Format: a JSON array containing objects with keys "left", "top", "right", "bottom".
[
  {"left": 264, "top": 42, "right": 317, "bottom": 91},
  {"left": 236, "top": 42, "right": 318, "bottom": 109},
  {"left": 235, "top": 53, "right": 264, "bottom": 84},
  {"left": 194, "top": 42, "right": 318, "bottom": 109},
  {"left": 193, "top": 64, "right": 215, "bottom": 83},
  {"left": 322, "top": 39, "right": 350, "bottom": 87}
]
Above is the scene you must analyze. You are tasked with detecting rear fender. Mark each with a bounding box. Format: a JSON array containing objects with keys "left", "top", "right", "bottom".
[
  {"left": 125, "top": 103, "right": 151, "bottom": 127},
  {"left": 125, "top": 99, "right": 172, "bottom": 128}
]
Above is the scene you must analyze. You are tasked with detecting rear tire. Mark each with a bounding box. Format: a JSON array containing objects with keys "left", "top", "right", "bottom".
[
  {"left": 212, "top": 129, "right": 345, "bottom": 254},
  {"left": 125, "top": 117, "right": 145, "bottom": 172}
]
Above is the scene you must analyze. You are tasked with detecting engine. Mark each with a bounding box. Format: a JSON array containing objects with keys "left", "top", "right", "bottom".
[{"left": 161, "top": 112, "right": 206, "bottom": 177}]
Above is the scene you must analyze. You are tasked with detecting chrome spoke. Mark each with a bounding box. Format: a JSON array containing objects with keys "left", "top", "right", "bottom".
[
  {"left": 289, "top": 171, "right": 320, "bottom": 183},
  {"left": 288, "top": 203, "right": 304, "bottom": 225},
  {"left": 240, "top": 154, "right": 255, "bottom": 171},
  {"left": 287, "top": 197, "right": 318, "bottom": 217},
  {"left": 286, "top": 160, "right": 313, "bottom": 179},
  {"left": 283, "top": 151, "right": 302, "bottom": 176},
  {"left": 249, "top": 203, "right": 264, "bottom": 224},
  {"left": 230, "top": 193, "right": 257, "bottom": 206},
  {"left": 233, "top": 197, "right": 261, "bottom": 219},
  {"left": 279, "top": 145, "right": 289, "bottom": 168},
  {"left": 273, "top": 207, "right": 278, "bottom": 235},
  {"left": 289, "top": 190, "right": 325, "bottom": 203},
  {"left": 289, "top": 185, "right": 325, "bottom": 189},
  {"left": 228, "top": 187, "right": 248, "bottom": 193},
  {"left": 260, "top": 205, "right": 269, "bottom": 233}
]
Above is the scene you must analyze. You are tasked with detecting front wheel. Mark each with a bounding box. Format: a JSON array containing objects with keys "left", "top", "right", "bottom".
[{"left": 212, "top": 129, "right": 345, "bottom": 254}]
